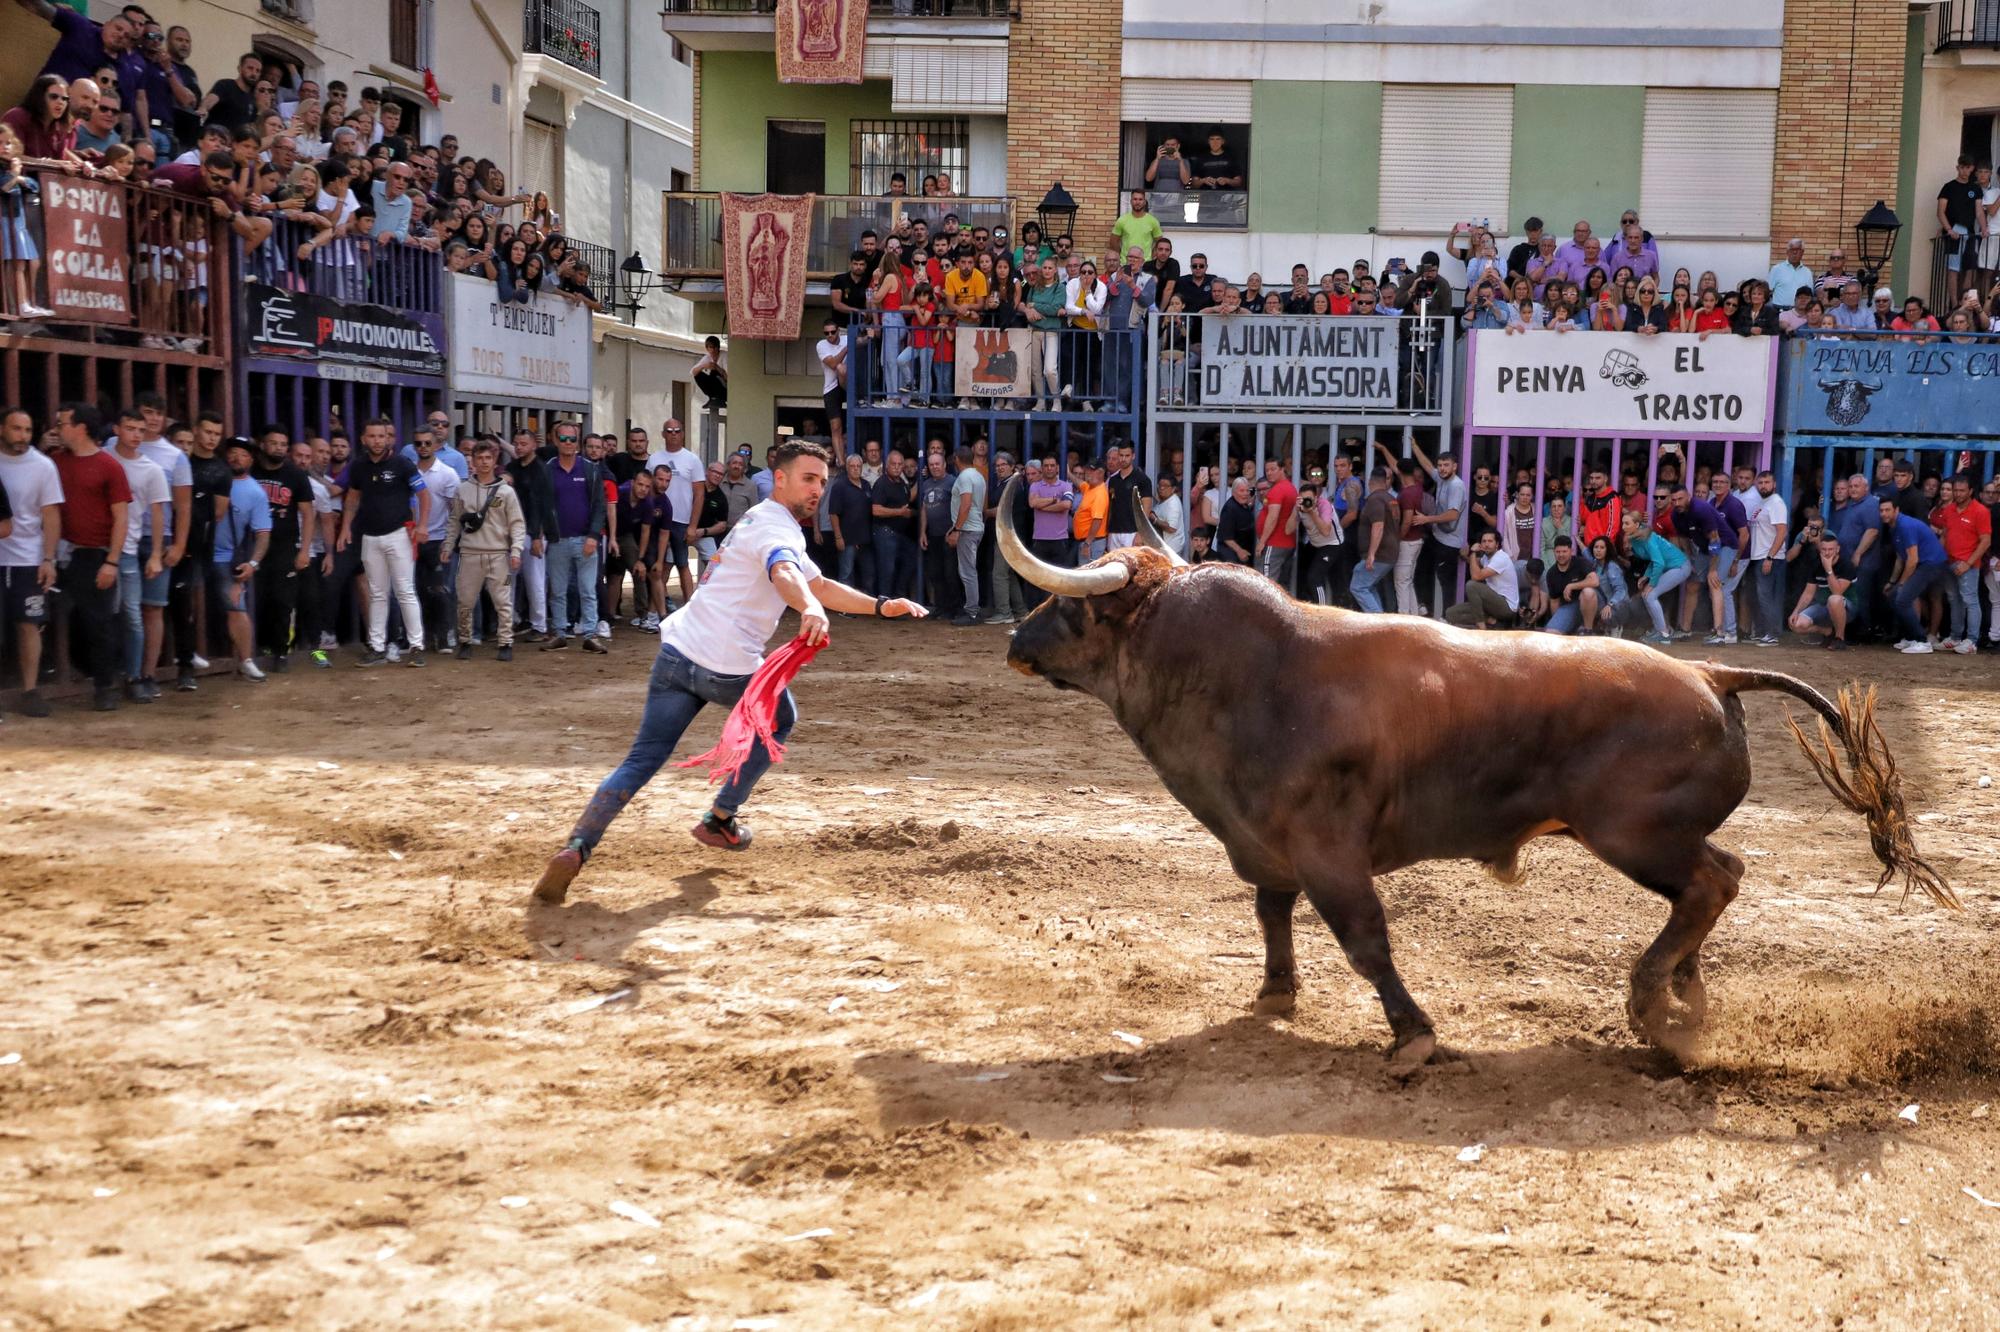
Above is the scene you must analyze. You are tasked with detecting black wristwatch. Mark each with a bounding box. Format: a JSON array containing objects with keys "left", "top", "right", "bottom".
[{"left": 874, "top": 595, "right": 890, "bottom": 617}]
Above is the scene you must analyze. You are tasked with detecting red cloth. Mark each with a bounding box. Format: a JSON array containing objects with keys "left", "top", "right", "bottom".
[{"left": 677, "top": 634, "right": 825, "bottom": 786}]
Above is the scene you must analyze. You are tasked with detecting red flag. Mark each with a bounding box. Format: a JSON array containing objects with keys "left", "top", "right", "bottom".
[
  {"left": 421, "top": 67, "right": 442, "bottom": 108},
  {"left": 677, "top": 635, "right": 826, "bottom": 786}
]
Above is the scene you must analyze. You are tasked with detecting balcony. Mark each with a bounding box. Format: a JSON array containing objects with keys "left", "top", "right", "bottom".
[
  {"left": 662, "top": 192, "right": 1015, "bottom": 292},
  {"left": 661, "top": 0, "right": 1010, "bottom": 52},
  {"left": 1936, "top": 0, "right": 2000, "bottom": 51},
  {"left": 525, "top": 0, "right": 603, "bottom": 78}
]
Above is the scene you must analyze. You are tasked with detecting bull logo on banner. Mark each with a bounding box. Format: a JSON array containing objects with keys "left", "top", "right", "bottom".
[
  {"left": 1816, "top": 377, "right": 1883, "bottom": 427},
  {"left": 956, "top": 327, "right": 1031, "bottom": 399},
  {"left": 720, "top": 192, "right": 815, "bottom": 342},
  {"left": 775, "top": 0, "right": 866, "bottom": 83}
]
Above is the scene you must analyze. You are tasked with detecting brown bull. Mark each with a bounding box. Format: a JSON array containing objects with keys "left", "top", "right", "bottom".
[{"left": 994, "top": 477, "right": 1955, "bottom": 1064}]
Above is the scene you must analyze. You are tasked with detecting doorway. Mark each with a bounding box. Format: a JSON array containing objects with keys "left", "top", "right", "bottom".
[{"left": 767, "top": 120, "right": 825, "bottom": 195}]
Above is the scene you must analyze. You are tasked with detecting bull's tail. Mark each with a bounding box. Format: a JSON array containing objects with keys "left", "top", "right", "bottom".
[{"left": 1706, "top": 667, "right": 1958, "bottom": 910}]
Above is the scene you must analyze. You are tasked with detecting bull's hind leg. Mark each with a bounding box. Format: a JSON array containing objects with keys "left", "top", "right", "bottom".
[
  {"left": 1591, "top": 835, "right": 1743, "bottom": 1057},
  {"left": 1252, "top": 888, "right": 1301, "bottom": 1016},
  {"left": 1300, "top": 870, "right": 1436, "bottom": 1065}
]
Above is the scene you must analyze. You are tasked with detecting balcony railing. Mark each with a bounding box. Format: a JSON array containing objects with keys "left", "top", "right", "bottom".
[
  {"left": 1937, "top": 0, "right": 2000, "bottom": 49},
  {"left": 664, "top": 0, "right": 1011, "bottom": 16},
  {"left": 662, "top": 192, "right": 1015, "bottom": 280},
  {"left": 524, "top": 0, "right": 602, "bottom": 78},
  {"left": 844, "top": 313, "right": 1139, "bottom": 416},
  {"left": 247, "top": 216, "right": 445, "bottom": 315},
  {"left": 1140, "top": 188, "right": 1248, "bottom": 232},
  {"left": 564, "top": 236, "right": 619, "bottom": 310}
]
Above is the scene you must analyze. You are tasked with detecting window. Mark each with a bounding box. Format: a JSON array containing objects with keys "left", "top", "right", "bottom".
[
  {"left": 1117, "top": 122, "right": 1251, "bottom": 229},
  {"left": 672, "top": 37, "right": 690, "bottom": 65},
  {"left": 848, "top": 118, "right": 968, "bottom": 196},
  {"left": 1639, "top": 89, "right": 1775, "bottom": 239},
  {"left": 389, "top": 0, "right": 421, "bottom": 69},
  {"left": 522, "top": 118, "right": 563, "bottom": 214},
  {"left": 1379, "top": 85, "right": 1512, "bottom": 233}
]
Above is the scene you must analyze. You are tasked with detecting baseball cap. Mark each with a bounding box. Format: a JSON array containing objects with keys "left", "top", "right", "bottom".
[{"left": 1874, "top": 286, "right": 1893, "bottom": 300}]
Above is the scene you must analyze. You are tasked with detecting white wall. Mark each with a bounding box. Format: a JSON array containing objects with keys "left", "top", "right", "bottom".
[{"left": 968, "top": 115, "right": 1009, "bottom": 195}]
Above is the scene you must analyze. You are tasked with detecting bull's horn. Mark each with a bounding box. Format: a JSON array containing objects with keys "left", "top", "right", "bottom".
[
  {"left": 995, "top": 475, "right": 1131, "bottom": 597},
  {"left": 1131, "top": 487, "right": 1189, "bottom": 566}
]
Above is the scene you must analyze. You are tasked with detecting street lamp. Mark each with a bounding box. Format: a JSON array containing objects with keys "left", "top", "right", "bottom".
[
  {"left": 1853, "top": 200, "right": 1902, "bottom": 291},
  {"left": 609, "top": 251, "right": 672, "bottom": 323},
  {"left": 1035, "top": 182, "right": 1078, "bottom": 245}
]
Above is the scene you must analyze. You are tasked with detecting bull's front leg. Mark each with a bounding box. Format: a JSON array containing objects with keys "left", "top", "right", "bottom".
[{"left": 1252, "top": 887, "right": 1300, "bottom": 1016}]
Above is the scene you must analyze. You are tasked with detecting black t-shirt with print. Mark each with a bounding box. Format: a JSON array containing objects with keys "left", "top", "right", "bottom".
[
  {"left": 829, "top": 271, "right": 870, "bottom": 314},
  {"left": 251, "top": 457, "right": 313, "bottom": 552},
  {"left": 345, "top": 451, "right": 425, "bottom": 538},
  {"left": 1939, "top": 176, "right": 1983, "bottom": 234},
  {"left": 189, "top": 452, "right": 231, "bottom": 557}
]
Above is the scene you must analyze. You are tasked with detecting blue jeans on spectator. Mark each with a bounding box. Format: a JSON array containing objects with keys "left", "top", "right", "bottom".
[
  {"left": 567, "top": 643, "right": 795, "bottom": 858},
  {"left": 547, "top": 535, "right": 599, "bottom": 638},
  {"left": 1350, "top": 557, "right": 1393, "bottom": 612},
  {"left": 1891, "top": 562, "right": 1947, "bottom": 642},
  {"left": 1102, "top": 330, "right": 1131, "bottom": 412},
  {"left": 1752, "top": 557, "right": 1787, "bottom": 639},
  {"left": 1708, "top": 547, "right": 1738, "bottom": 636},
  {"left": 836, "top": 541, "right": 874, "bottom": 595},
  {"left": 932, "top": 355, "right": 953, "bottom": 403},
  {"left": 879, "top": 313, "right": 906, "bottom": 402},
  {"left": 1544, "top": 602, "right": 1583, "bottom": 635},
  {"left": 874, "top": 528, "right": 916, "bottom": 600},
  {"left": 116, "top": 551, "right": 144, "bottom": 681},
  {"left": 1944, "top": 563, "right": 1981, "bottom": 642},
  {"left": 1640, "top": 564, "right": 1692, "bottom": 637}
]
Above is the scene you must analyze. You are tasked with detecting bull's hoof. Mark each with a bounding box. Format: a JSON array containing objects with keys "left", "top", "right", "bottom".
[
  {"left": 1386, "top": 1030, "right": 1437, "bottom": 1069},
  {"left": 1672, "top": 972, "right": 1709, "bottom": 1025},
  {"left": 1252, "top": 988, "right": 1297, "bottom": 1018},
  {"left": 1627, "top": 989, "right": 1700, "bottom": 1063}
]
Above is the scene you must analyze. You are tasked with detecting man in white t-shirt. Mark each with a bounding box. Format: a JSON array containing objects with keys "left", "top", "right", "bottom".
[
  {"left": 0, "top": 406, "right": 63, "bottom": 718},
  {"left": 107, "top": 409, "right": 170, "bottom": 699},
  {"left": 1444, "top": 530, "right": 1519, "bottom": 628},
  {"left": 533, "top": 439, "right": 926, "bottom": 903},
  {"left": 1746, "top": 468, "right": 1790, "bottom": 645},
  {"left": 645, "top": 417, "right": 706, "bottom": 606},
  {"left": 134, "top": 393, "right": 194, "bottom": 688},
  {"left": 815, "top": 315, "right": 848, "bottom": 458}
]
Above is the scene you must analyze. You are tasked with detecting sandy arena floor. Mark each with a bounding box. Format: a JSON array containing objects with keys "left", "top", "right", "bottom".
[{"left": 1, "top": 617, "right": 1997, "bottom": 1330}]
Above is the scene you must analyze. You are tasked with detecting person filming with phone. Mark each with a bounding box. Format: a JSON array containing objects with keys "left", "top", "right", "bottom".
[{"left": 1145, "top": 136, "right": 1190, "bottom": 190}]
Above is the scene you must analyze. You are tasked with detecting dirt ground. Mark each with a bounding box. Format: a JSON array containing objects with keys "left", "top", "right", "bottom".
[{"left": 1, "top": 617, "right": 1996, "bottom": 1331}]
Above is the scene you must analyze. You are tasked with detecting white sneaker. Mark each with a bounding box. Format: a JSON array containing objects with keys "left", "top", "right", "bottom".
[
  {"left": 629, "top": 615, "right": 648, "bottom": 627},
  {"left": 238, "top": 660, "right": 267, "bottom": 682},
  {"left": 1954, "top": 640, "right": 1977, "bottom": 655},
  {"left": 1898, "top": 641, "right": 1934, "bottom": 654},
  {"left": 316, "top": 633, "right": 336, "bottom": 650},
  {"left": 386, "top": 643, "right": 402, "bottom": 662},
  {"left": 1893, "top": 639, "right": 1915, "bottom": 650},
  {"left": 1939, "top": 638, "right": 1960, "bottom": 651},
  {"left": 641, "top": 613, "right": 660, "bottom": 631},
  {"left": 191, "top": 653, "right": 211, "bottom": 670},
  {"left": 597, "top": 620, "right": 611, "bottom": 638}
]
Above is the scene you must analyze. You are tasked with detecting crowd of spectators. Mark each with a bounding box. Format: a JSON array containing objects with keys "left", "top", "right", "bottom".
[{"left": 0, "top": 0, "right": 591, "bottom": 341}]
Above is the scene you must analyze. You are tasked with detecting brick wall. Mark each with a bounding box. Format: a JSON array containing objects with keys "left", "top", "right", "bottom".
[
  {"left": 1772, "top": 0, "right": 1907, "bottom": 269},
  {"left": 1006, "top": 0, "right": 1123, "bottom": 248}
]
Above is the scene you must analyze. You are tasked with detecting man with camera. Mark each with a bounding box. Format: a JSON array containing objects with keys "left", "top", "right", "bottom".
[
  {"left": 1145, "top": 137, "right": 1190, "bottom": 190},
  {"left": 443, "top": 439, "right": 527, "bottom": 661}
]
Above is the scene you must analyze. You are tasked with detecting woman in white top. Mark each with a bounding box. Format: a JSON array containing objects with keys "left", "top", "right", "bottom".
[
  {"left": 1151, "top": 474, "right": 1187, "bottom": 556},
  {"left": 1062, "top": 260, "right": 1108, "bottom": 407}
]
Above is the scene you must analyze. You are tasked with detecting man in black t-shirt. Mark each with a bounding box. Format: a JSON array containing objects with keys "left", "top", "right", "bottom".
[
  {"left": 1788, "top": 532, "right": 1858, "bottom": 649},
  {"left": 1102, "top": 444, "right": 1151, "bottom": 548},
  {"left": 869, "top": 447, "right": 917, "bottom": 601},
  {"left": 827, "top": 452, "right": 874, "bottom": 593},
  {"left": 1939, "top": 155, "right": 1985, "bottom": 302},
  {"left": 1189, "top": 132, "right": 1243, "bottom": 189},
  {"left": 338, "top": 417, "right": 429, "bottom": 668},
  {"left": 1541, "top": 537, "right": 1599, "bottom": 635},
  {"left": 250, "top": 423, "right": 314, "bottom": 671},
  {"left": 830, "top": 252, "right": 871, "bottom": 320},
  {"left": 1142, "top": 238, "right": 1181, "bottom": 302},
  {"left": 916, "top": 452, "right": 959, "bottom": 615},
  {"left": 1174, "top": 255, "right": 1217, "bottom": 312},
  {"left": 199, "top": 51, "right": 260, "bottom": 130}
]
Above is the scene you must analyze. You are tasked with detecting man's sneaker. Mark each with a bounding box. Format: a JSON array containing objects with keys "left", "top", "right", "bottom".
[
  {"left": 641, "top": 613, "right": 660, "bottom": 631},
  {"left": 310, "top": 649, "right": 331, "bottom": 669},
  {"left": 239, "top": 660, "right": 267, "bottom": 682},
  {"left": 1893, "top": 639, "right": 1916, "bottom": 651},
  {"left": 1898, "top": 640, "right": 1934, "bottom": 654},
  {"left": 581, "top": 636, "right": 607, "bottom": 654},
  {"left": 596, "top": 620, "right": 610, "bottom": 638},
  {"left": 190, "top": 653, "right": 211, "bottom": 670},
  {"left": 386, "top": 643, "right": 402, "bottom": 662},
  {"left": 1939, "top": 638, "right": 1960, "bottom": 652},
  {"left": 542, "top": 635, "right": 570, "bottom": 651},
  {"left": 532, "top": 845, "right": 584, "bottom": 904},
  {"left": 126, "top": 680, "right": 153, "bottom": 703},
  {"left": 317, "top": 633, "right": 337, "bottom": 650},
  {"left": 1753, "top": 635, "right": 1779, "bottom": 647},
  {"left": 269, "top": 654, "right": 290, "bottom": 674},
  {"left": 355, "top": 649, "right": 389, "bottom": 668},
  {"left": 446, "top": 632, "right": 459, "bottom": 649},
  {"left": 404, "top": 650, "right": 426, "bottom": 668},
  {"left": 174, "top": 671, "right": 197, "bottom": 692},
  {"left": 1641, "top": 631, "right": 1672, "bottom": 645},
  {"left": 92, "top": 687, "right": 118, "bottom": 711},
  {"left": 629, "top": 615, "right": 649, "bottom": 628},
  {"left": 988, "top": 614, "right": 1016, "bottom": 625},
  {"left": 141, "top": 678, "right": 162, "bottom": 701},
  {"left": 456, "top": 643, "right": 472, "bottom": 661},
  {"left": 1825, "top": 637, "right": 1849, "bottom": 651},
  {"left": 951, "top": 613, "right": 980, "bottom": 627},
  {"left": 1954, "top": 640, "right": 1977, "bottom": 655},
  {"left": 691, "top": 812, "right": 753, "bottom": 851},
  {"left": 1703, "top": 632, "right": 1730, "bottom": 645},
  {"left": 18, "top": 688, "right": 50, "bottom": 717},
  {"left": 497, "top": 645, "right": 513, "bottom": 662}
]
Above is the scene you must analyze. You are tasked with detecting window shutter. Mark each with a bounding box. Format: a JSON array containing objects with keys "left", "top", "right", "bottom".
[
  {"left": 522, "top": 118, "right": 563, "bottom": 215},
  {"left": 1641, "top": 89, "right": 1776, "bottom": 238},
  {"left": 891, "top": 42, "right": 1007, "bottom": 114},
  {"left": 1120, "top": 80, "right": 1252, "bottom": 123},
  {"left": 1379, "top": 85, "right": 1513, "bottom": 233}
]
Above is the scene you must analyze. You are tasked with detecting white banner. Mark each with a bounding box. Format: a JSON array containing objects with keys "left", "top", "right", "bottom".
[
  {"left": 1469, "top": 331, "right": 1774, "bottom": 435},
  {"left": 446, "top": 274, "right": 593, "bottom": 406},
  {"left": 1197, "top": 315, "right": 1397, "bottom": 408}
]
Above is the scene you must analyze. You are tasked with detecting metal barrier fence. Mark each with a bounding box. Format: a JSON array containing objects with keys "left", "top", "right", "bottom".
[{"left": 252, "top": 215, "right": 444, "bottom": 314}]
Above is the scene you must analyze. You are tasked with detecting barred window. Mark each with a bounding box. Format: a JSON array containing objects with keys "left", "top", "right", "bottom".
[{"left": 848, "top": 118, "right": 968, "bottom": 197}]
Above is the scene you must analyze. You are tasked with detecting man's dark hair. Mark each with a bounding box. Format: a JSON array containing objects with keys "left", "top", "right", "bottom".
[
  {"left": 255, "top": 421, "right": 287, "bottom": 439},
  {"left": 859, "top": 229, "right": 877, "bottom": 241},
  {"left": 1553, "top": 535, "right": 1573, "bottom": 549},
  {"left": 1368, "top": 465, "right": 1390, "bottom": 484},
  {"left": 196, "top": 409, "right": 224, "bottom": 427},
  {"left": 771, "top": 439, "right": 832, "bottom": 471},
  {"left": 117, "top": 406, "right": 145, "bottom": 424},
  {"left": 363, "top": 415, "right": 394, "bottom": 431},
  {"left": 1524, "top": 215, "right": 1544, "bottom": 231},
  {"left": 849, "top": 249, "right": 868, "bottom": 262},
  {"left": 203, "top": 150, "right": 236, "bottom": 172},
  {"left": 1960, "top": 154, "right": 1976, "bottom": 168},
  {"left": 232, "top": 124, "right": 261, "bottom": 145},
  {"left": 134, "top": 390, "right": 166, "bottom": 413},
  {"left": 61, "top": 402, "right": 106, "bottom": 436}
]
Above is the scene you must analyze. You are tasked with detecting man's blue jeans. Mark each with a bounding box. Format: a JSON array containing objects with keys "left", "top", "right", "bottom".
[
  {"left": 116, "top": 551, "right": 144, "bottom": 680},
  {"left": 836, "top": 541, "right": 875, "bottom": 595},
  {"left": 1708, "top": 547, "right": 1738, "bottom": 635},
  {"left": 547, "top": 535, "right": 599, "bottom": 636},
  {"left": 1943, "top": 564, "right": 1981, "bottom": 642},
  {"left": 568, "top": 643, "right": 797, "bottom": 857},
  {"left": 1890, "top": 562, "right": 1947, "bottom": 642},
  {"left": 875, "top": 528, "right": 916, "bottom": 599},
  {"left": 1752, "top": 558, "right": 1787, "bottom": 639},
  {"left": 1350, "top": 557, "right": 1392, "bottom": 612},
  {"left": 1544, "top": 602, "right": 1583, "bottom": 635}
]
